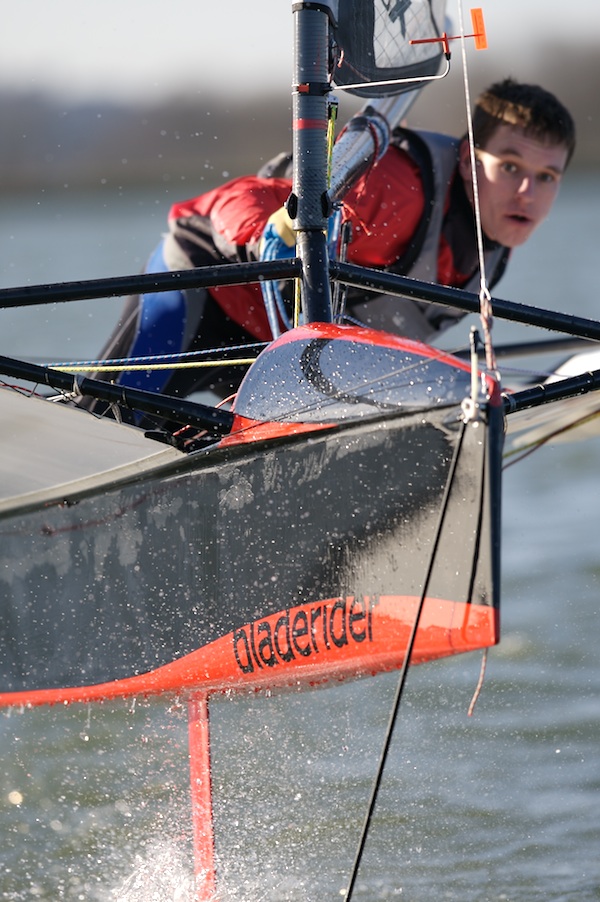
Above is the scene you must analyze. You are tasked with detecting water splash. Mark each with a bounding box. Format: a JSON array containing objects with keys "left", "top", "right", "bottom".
[
  {"left": 79, "top": 703, "right": 92, "bottom": 742},
  {"left": 107, "top": 839, "right": 297, "bottom": 902},
  {"left": 109, "top": 841, "right": 196, "bottom": 902}
]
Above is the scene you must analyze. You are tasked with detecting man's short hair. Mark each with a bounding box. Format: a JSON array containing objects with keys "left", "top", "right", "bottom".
[{"left": 473, "top": 78, "right": 576, "bottom": 164}]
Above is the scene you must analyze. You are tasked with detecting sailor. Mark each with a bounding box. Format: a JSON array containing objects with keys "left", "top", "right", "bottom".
[{"left": 85, "top": 78, "right": 575, "bottom": 413}]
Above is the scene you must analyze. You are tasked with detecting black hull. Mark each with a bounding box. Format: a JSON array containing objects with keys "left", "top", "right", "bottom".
[{"left": 0, "top": 398, "right": 502, "bottom": 701}]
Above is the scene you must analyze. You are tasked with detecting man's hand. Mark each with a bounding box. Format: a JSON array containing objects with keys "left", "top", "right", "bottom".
[{"left": 260, "top": 207, "right": 296, "bottom": 260}]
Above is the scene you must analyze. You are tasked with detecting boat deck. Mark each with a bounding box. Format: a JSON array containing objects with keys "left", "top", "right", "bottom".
[{"left": 0, "top": 388, "right": 182, "bottom": 514}]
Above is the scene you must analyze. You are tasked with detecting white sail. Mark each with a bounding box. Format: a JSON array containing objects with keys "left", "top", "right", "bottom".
[{"left": 332, "top": 0, "right": 447, "bottom": 97}]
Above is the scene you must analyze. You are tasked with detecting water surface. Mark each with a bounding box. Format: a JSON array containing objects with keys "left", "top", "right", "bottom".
[{"left": 1, "top": 177, "right": 599, "bottom": 900}]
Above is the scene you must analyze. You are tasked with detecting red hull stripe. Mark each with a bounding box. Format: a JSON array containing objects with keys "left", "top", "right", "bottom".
[{"left": 0, "top": 596, "right": 499, "bottom": 708}]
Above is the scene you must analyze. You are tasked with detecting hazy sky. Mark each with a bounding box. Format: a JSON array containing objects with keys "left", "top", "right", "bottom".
[{"left": 1, "top": 1, "right": 597, "bottom": 101}]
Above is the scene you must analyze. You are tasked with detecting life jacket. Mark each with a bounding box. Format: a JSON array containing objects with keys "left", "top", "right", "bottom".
[
  {"left": 165, "top": 176, "right": 292, "bottom": 340},
  {"left": 386, "top": 128, "right": 509, "bottom": 332},
  {"left": 165, "top": 131, "right": 510, "bottom": 342}
]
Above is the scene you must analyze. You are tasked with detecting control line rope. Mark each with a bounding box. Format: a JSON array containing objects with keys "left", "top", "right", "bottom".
[
  {"left": 50, "top": 358, "right": 258, "bottom": 374},
  {"left": 456, "top": 1, "right": 498, "bottom": 377}
]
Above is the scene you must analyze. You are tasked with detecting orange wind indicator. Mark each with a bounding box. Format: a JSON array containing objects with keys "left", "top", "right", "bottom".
[
  {"left": 470, "top": 8, "right": 488, "bottom": 50},
  {"left": 410, "top": 7, "right": 488, "bottom": 56}
]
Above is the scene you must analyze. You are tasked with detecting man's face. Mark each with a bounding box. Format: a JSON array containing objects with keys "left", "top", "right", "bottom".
[{"left": 459, "top": 124, "right": 569, "bottom": 248}]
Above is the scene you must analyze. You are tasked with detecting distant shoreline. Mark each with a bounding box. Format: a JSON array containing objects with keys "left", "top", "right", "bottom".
[{"left": 2, "top": 49, "right": 598, "bottom": 193}]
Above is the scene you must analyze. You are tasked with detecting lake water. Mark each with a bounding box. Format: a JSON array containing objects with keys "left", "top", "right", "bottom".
[{"left": 1, "top": 176, "right": 599, "bottom": 901}]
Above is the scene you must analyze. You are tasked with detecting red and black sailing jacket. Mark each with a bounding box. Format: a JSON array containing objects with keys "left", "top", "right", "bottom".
[{"left": 165, "top": 128, "right": 509, "bottom": 341}]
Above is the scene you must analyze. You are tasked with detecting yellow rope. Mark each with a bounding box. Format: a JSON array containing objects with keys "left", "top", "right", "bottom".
[
  {"left": 326, "top": 99, "right": 338, "bottom": 188},
  {"left": 53, "top": 357, "right": 258, "bottom": 374},
  {"left": 293, "top": 280, "right": 301, "bottom": 328}
]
